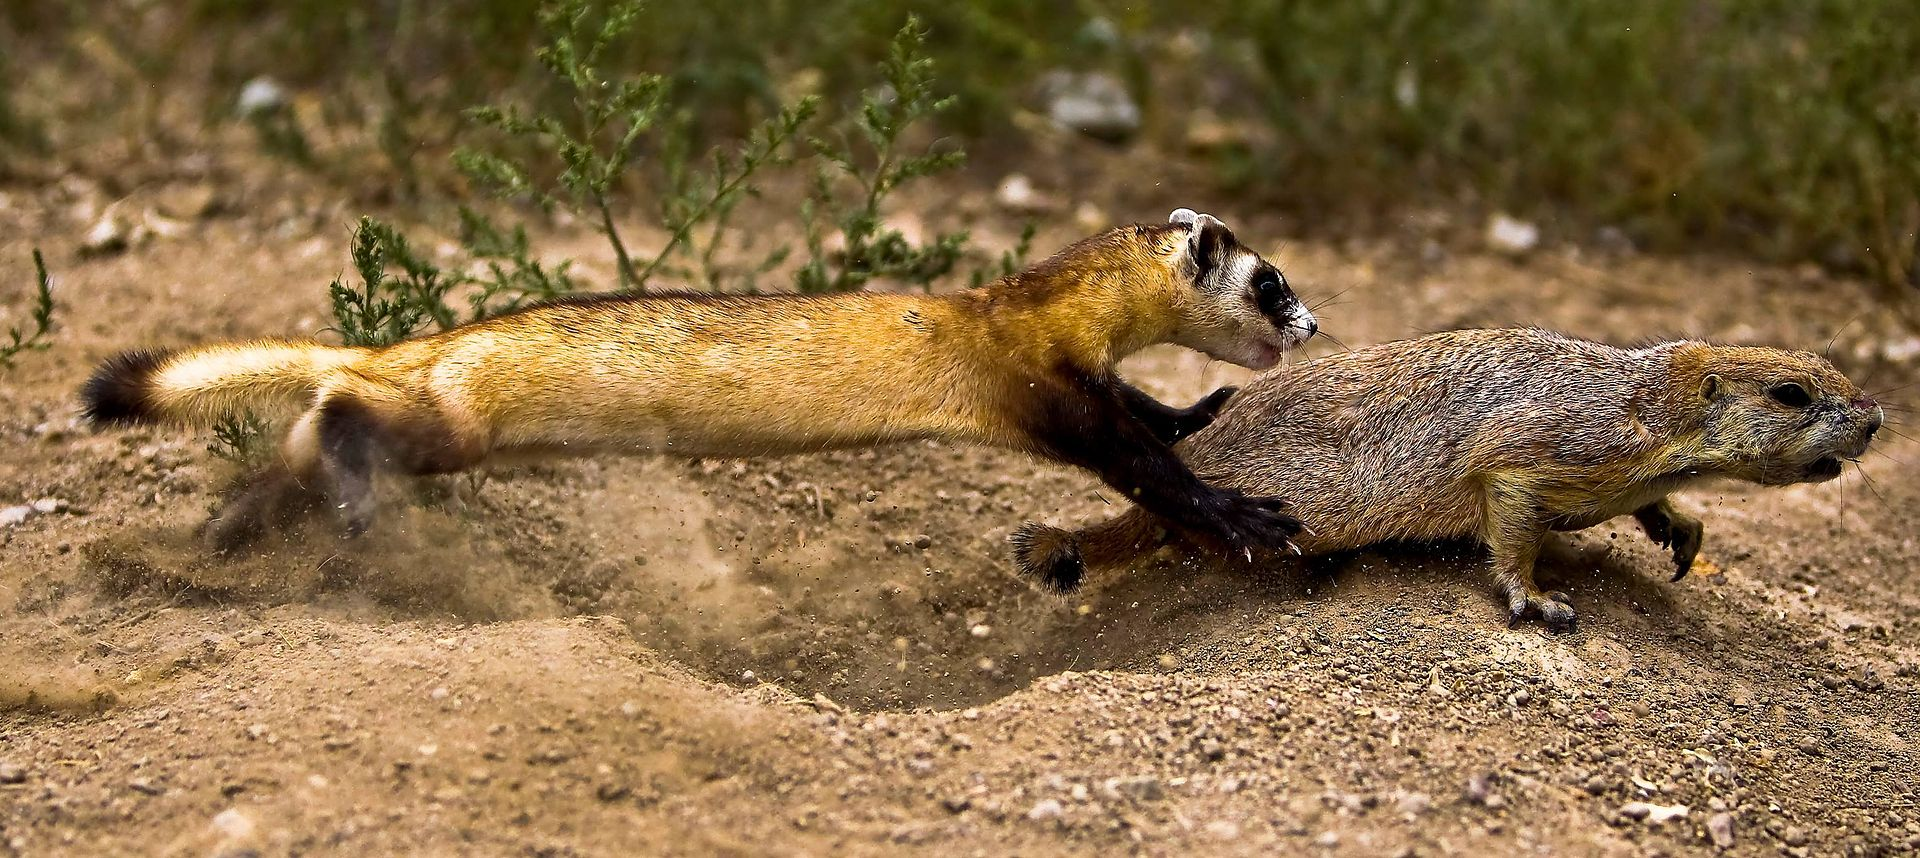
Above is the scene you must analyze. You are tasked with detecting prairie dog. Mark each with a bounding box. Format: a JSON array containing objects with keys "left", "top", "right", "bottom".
[
  {"left": 83, "top": 210, "right": 1318, "bottom": 553},
  {"left": 1014, "top": 329, "right": 1883, "bottom": 629}
]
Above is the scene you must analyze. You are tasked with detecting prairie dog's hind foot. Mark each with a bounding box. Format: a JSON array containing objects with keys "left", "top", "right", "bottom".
[
  {"left": 1634, "top": 500, "right": 1704, "bottom": 581},
  {"left": 1505, "top": 586, "right": 1576, "bottom": 632}
]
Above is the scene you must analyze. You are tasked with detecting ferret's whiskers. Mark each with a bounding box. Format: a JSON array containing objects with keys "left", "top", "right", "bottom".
[
  {"left": 1309, "top": 288, "right": 1352, "bottom": 312},
  {"left": 1316, "top": 331, "right": 1356, "bottom": 354}
]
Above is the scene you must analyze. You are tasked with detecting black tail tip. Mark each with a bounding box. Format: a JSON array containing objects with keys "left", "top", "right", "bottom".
[
  {"left": 1010, "top": 522, "right": 1085, "bottom": 594},
  {"left": 80, "top": 349, "right": 170, "bottom": 425}
]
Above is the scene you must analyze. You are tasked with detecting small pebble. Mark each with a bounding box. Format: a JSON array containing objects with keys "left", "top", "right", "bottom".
[
  {"left": 1707, "top": 811, "right": 1735, "bottom": 848},
  {"left": 0, "top": 762, "right": 26, "bottom": 784},
  {"left": 1026, "top": 798, "right": 1064, "bottom": 822}
]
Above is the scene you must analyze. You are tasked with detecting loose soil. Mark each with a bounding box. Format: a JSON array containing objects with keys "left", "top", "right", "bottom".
[{"left": 0, "top": 159, "right": 1916, "bottom": 856}]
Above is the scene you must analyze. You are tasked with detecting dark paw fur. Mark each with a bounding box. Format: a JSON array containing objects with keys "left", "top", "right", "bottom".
[
  {"left": 204, "top": 468, "right": 322, "bottom": 554},
  {"left": 1182, "top": 386, "right": 1239, "bottom": 424},
  {"left": 1010, "top": 523, "right": 1084, "bottom": 594},
  {"left": 1160, "top": 386, "right": 1240, "bottom": 443},
  {"left": 1208, "top": 490, "right": 1302, "bottom": 558}
]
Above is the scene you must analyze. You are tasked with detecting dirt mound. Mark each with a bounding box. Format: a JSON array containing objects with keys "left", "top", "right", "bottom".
[{"left": 2, "top": 201, "right": 1917, "bottom": 855}]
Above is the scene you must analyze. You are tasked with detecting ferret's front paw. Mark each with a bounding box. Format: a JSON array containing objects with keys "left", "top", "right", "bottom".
[
  {"left": 1209, "top": 490, "right": 1302, "bottom": 559},
  {"left": 1505, "top": 588, "right": 1577, "bottom": 632}
]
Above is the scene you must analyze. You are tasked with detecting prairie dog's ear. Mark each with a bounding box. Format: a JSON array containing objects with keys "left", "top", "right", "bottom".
[{"left": 1172, "top": 210, "right": 1233, "bottom": 276}]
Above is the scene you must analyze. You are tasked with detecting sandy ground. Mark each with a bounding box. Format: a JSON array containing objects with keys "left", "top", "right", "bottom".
[{"left": 0, "top": 165, "right": 1917, "bottom": 857}]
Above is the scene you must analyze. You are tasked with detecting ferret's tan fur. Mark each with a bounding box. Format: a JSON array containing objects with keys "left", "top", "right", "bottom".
[{"left": 84, "top": 212, "right": 1318, "bottom": 552}]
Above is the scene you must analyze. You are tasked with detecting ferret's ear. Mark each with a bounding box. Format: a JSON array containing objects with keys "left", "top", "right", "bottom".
[
  {"left": 1172, "top": 210, "right": 1233, "bottom": 276},
  {"left": 1699, "top": 373, "right": 1722, "bottom": 401}
]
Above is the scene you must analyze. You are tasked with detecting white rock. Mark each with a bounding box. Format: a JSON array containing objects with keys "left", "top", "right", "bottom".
[
  {"left": 1883, "top": 337, "right": 1920, "bottom": 363},
  {"left": 237, "top": 77, "right": 288, "bottom": 117},
  {"left": 1486, "top": 213, "right": 1540, "bottom": 255},
  {"left": 1621, "top": 801, "right": 1689, "bottom": 823},
  {"left": 1026, "top": 798, "right": 1064, "bottom": 821},
  {"left": 81, "top": 210, "right": 131, "bottom": 258},
  {"left": 969, "top": 624, "right": 992, "bottom": 639},
  {"left": 210, "top": 808, "right": 256, "bottom": 839},
  {"left": 29, "top": 498, "right": 67, "bottom": 515},
  {"left": 0, "top": 506, "right": 30, "bottom": 527},
  {"left": 995, "top": 174, "right": 1055, "bottom": 214},
  {"left": 1040, "top": 71, "right": 1141, "bottom": 143}
]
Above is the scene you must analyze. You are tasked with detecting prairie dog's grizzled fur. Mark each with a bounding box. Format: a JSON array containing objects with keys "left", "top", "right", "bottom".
[
  {"left": 1013, "top": 329, "right": 1883, "bottom": 629},
  {"left": 82, "top": 210, "right": 1317, "bottom": 552}
]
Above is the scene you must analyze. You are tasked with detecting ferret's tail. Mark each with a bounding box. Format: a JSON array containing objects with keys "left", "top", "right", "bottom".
[
  {"left": 81, "top": 340, "right": 369, "bottom": 427},
  {"left": 1010, "top": 508, "right": 1165, "bottom": 594}
]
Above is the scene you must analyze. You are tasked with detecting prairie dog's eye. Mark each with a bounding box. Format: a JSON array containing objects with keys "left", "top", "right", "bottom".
[{"left": 1768, "top": 382, "right": 1813, "bottom": 408}]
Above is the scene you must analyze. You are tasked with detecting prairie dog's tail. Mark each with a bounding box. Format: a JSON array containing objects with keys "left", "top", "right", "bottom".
[
  {"left": 80, "top": 340, "right": 368, "bottom": 427},
  {"left": 1010, "top": 508, "right": 1166, "bottom": 593}
]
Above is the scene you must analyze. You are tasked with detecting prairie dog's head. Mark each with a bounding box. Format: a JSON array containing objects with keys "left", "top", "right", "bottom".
[
  {"left": 1687, "top": 346, "right": 1882, "bottom": 485},
  {"left": 1164, "top": 208, "right": 1315, "bottom": 370}
]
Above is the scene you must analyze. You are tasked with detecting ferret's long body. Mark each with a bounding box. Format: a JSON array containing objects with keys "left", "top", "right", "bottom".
[{"left": 84, "top": 211, "right": 1319, "bottom": 551}]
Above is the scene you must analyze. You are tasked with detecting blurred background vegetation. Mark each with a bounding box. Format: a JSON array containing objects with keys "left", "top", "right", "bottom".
[{"left": 2, "top": 0, "right": 1917, "bottom": 305}]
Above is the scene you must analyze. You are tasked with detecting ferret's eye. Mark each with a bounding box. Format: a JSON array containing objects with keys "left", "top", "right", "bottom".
[
  {"left": 1251, "top": 272, "right": 1288, "bottom": 313},
  {"left": 1769, "top": 382, "right": 1813, "bottom": 408}
]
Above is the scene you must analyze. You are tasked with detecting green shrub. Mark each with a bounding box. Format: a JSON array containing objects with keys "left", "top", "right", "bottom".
[
  {"left": 1, "top": 249, "right": 55, "bottom": 370},
  {"left": 1216, "top": 0, "right": 1920, "bottom": 296}
]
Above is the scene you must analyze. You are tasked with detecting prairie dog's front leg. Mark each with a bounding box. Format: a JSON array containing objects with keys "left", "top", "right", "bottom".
[
  {"left": 1633, "top": 498, "right": 1704, "bottom": 581},
  {"left": 1485, "top": 481, "right": 1574, "bottom": 631}
]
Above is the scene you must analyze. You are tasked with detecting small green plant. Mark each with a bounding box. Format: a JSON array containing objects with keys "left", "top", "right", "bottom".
[
  {"left": 454, "top": 0, "right": 667, "bottom": 290},
  {"left": 457, "top": 206, "right": 581, "bottom": 318},
  {"left": 206, "top": 412, "right": 272, "bottom": 466},
  {"left": 968, "top": 221, "right": 1038, "bottom": 289},
  {"left": 796, "top": 17, "right": 969, "bottom": 295},
  {"left": 327, "top": 217, "right": 457, "bottom": 348},
  {"left": 641, "top": 99, "right": 817, "bottom": 292},
  {"left": 1, "top": 249, "right": 55, "bottom": 370},
  {"left": 456, "top": 0, "right": 816, "bottom": 294}
]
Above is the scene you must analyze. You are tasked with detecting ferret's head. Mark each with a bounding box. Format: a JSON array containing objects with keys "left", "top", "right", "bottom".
[
  {"left": 1689, "top": 346, "right": 1882, "bottom": 485},
  {"left": 1162, "top": 209, "right": 1316, "bottom": 370}
]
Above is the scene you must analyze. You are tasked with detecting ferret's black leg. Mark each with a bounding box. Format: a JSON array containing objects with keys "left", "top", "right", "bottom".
[
  {"left": 1115, "top": 382, "right": 1240, "bottom": 444},
  {"left": 316, "top": 398, "right": 383, "bottom": 537},
  {"left": 1025, "top": 374, "right": 1298, "bottom": 557}
]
